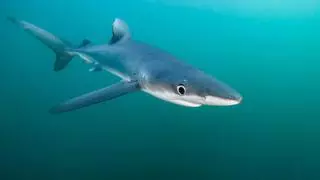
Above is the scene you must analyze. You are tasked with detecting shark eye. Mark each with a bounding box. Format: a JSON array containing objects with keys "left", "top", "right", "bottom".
[{"left": 177, "top": 85, "right": 186, "bottom": 95}]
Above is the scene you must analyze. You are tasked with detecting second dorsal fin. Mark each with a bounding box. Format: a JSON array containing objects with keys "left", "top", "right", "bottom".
[{"left": 109, "top": 18, "right": 131, "bottom": 45}]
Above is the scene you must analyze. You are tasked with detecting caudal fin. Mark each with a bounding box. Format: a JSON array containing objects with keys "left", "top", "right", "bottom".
[
  {"left": 7, "top": 16, "right": 91, "bottom": 72},
  {"left": 53, "top": 39, "right": 91, "bottom": 71},
  {"left": 53, "top": 53, "right": 72, "bottom": 71}
]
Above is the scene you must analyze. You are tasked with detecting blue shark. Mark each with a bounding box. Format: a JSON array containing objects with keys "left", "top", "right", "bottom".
[{"left": 8, "top": 17, "right": 242, "bottom": 113}]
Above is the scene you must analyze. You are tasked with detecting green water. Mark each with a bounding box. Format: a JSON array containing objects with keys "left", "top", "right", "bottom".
[{"left": 1, "top": 0, "right": 320, "bottom": 179}]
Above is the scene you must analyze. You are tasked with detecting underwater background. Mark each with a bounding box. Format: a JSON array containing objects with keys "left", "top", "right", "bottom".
[{"left": 1, "top": 0, "right": 320, "bottom": 179}]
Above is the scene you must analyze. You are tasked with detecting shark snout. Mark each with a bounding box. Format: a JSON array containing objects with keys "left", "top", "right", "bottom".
[
  {"left": 205, "top": 93, "right": 242, "bottom": 106},
  {"left": 202, "top": 79, "right": 243, "bottom": 106}
]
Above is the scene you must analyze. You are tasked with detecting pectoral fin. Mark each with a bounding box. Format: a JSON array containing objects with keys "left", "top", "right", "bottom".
[{"left": 50, "top": 81, "right": 140, "bottom": 114}]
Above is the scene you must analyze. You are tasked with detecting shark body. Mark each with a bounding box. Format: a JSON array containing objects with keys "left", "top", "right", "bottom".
[{"left": 8, "top": 17, "right": 242, "bottom": 113}]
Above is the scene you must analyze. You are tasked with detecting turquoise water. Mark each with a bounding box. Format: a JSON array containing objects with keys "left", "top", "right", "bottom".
[{"left": 1, "top": 0, "right": 320, "bottom": 179}]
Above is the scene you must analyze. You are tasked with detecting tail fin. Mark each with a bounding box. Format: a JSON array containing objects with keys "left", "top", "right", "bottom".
[
  {"left": 54, "top": 39, "right": 91, "bottom": 71},
  {"left": 7, "top": 16, "right": 91, "bottom": 71},
  {"left": 54, "top": 53, "right": 73, "bottom": 71}
]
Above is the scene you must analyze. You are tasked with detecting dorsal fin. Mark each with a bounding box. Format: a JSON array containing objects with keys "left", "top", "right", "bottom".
[{"left": 109, "top": 18, "right": 131, "bottom": 45}]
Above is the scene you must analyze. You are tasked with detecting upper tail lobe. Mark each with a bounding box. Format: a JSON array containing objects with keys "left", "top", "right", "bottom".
[{"left": 7, "top": 16, "right": 91, "bottom": 71}]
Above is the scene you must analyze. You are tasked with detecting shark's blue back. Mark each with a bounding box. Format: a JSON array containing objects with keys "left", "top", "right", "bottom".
[{"left": 77, "top": 38, "right": 197, "bottom": 85}]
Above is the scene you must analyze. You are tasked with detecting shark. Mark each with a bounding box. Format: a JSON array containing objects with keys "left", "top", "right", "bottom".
[{"left": 8, "top": 17, "right": 243, "bottom": 114}]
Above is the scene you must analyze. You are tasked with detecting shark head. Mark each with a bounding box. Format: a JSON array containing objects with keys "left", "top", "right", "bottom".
[{"left": 142, "top": 64, "right": 242, "bottom": 107}]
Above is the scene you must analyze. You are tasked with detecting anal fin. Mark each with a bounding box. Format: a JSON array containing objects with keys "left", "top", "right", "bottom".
[{"left": 49, "top": 81, "right": 140, "bottom": 114}]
